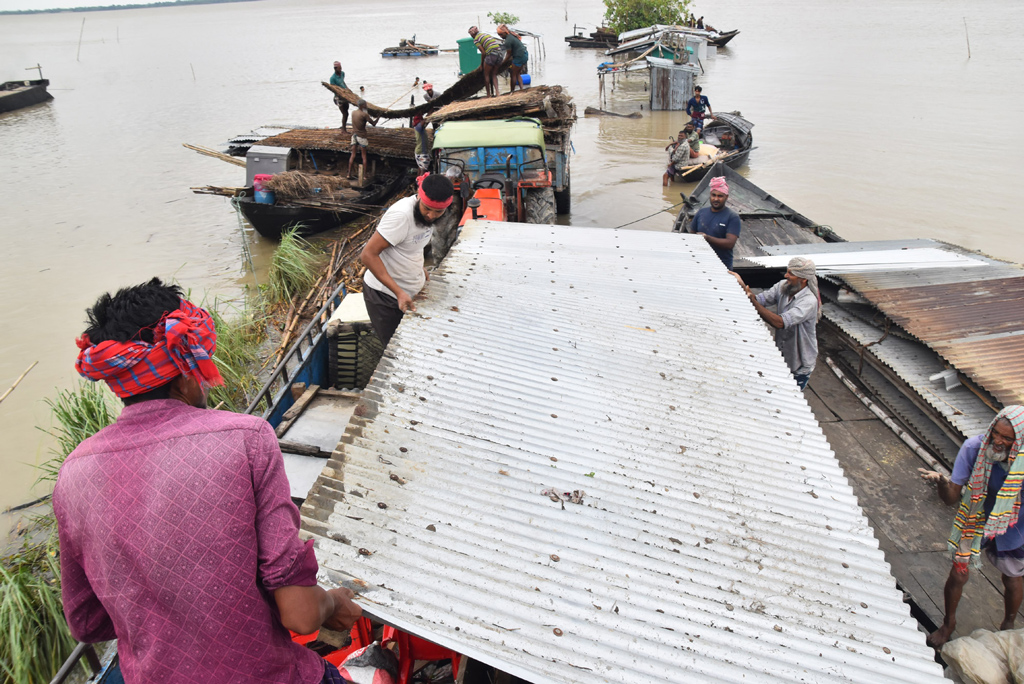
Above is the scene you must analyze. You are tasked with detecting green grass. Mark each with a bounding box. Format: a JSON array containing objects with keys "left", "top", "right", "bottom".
[
  {"left": 2, "top": 381, "right": 119, "bottom": 684},
  {"left": 207, "top": 294, "right": 269, "bottom": 413},
  {"left": 0, "top": 527, "right": 77, "bottom": 684},
  {"left": 266, "top": 228, "right": 322, "bottom": 306}
]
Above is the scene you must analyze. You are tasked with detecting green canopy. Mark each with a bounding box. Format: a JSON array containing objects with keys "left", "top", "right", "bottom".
[{"left": 432, "top": 118, "right": 546, "bottom": 153}]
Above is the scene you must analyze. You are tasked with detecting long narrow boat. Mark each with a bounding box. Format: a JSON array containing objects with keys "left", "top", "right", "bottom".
[
  {"left": 0, "top": 78, "right": 52, "bottom": 113},
  {"left": 666, "top": 113, "right": 755, "bottom": 183}
]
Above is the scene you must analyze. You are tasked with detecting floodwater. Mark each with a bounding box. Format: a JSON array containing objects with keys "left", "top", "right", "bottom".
[{"left": 1, "top": 0, "right": 1022, "bottom": 520}]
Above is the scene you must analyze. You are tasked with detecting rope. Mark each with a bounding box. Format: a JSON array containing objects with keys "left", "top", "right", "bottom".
[{"left": 612, "top": 199, "right": 687, "bottom": 229}]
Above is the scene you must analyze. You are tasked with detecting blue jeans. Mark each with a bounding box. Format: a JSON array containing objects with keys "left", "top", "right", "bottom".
[{"left": 794, "top": 373, "right": 810, "bottom": 390}]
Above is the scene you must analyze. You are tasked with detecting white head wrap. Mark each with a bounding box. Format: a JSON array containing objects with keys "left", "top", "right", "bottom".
[{"left": 788, "top": 256, "right": 821, "bottom": 320}]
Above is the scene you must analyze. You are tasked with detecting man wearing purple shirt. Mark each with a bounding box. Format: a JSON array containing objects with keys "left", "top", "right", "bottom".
[{"left": 56, "top": 278, "right": 361, "bottom": 683}]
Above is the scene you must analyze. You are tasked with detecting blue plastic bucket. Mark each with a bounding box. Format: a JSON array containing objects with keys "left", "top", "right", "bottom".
[
  {"left": 522, "top": 74, "right": 531, "bottom": 85},
  {"left": 255, "top": 190, "right": 275, "bottom": 204}
]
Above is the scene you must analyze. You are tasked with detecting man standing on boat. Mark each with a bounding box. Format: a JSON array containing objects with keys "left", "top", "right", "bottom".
[
  {"left": 919, "top": 407, "right": 1024, "bottom": 649},
  {"left": 56, "top": 278, "right": 363, "bottom": 684},
  {"left": 347, "top": 99, "right": 378, "bottom": 180},
  {"left": 497, "top": 24, "right": 529, "bottom": 93},
  {"left": 468, "top": 26, "right": 503, "bottom": 98},
  {"left": 361, "top": 173, "right": 455, "bottom": 345},
  {"left": 331, "top": 61, "right": 350, "bottom": 130},
  {"left": 732, "top": 257, "right": 821, "bottom": 390},
  {"left": 689, "top": 175, "right": 741, "bottom": 268},
  {"left": 686, "top": 85, "right": 713, "bottom": 130}
]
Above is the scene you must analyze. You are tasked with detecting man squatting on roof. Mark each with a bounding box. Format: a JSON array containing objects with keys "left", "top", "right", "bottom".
[
  {"left": 468, "top": 26, "right": 503, "bottom": 98},
  {"left": 56, "top": 279, "right": 362, "bottom": 684},
  {"left": 360, "top": 173, "right": 455, "bottom": 346},
  {"left": 731, "top": 256, "right": 820, "bottom": 390},
  {"left": 919, "top": 406, "right": 1024, "bottom": 649}
]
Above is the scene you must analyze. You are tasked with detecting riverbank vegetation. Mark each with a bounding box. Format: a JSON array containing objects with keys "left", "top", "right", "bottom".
[{"left": 0, "top": 0, "right": 256, "bottom": 16}]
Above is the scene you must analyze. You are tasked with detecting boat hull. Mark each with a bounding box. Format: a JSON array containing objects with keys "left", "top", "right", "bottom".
[
  {"left": 381, "top": 48, "right": 439, "bottom": 57},
  {"left": 238, "top": 172, "right": 413, "bottom": 240},
  {"left": 0, "top": 80, "right": 52, "bottom": 114}
]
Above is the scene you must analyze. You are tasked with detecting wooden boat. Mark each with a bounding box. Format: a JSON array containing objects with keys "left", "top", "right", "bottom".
[
  {"left": 381, "top": 39, "right": 439, "bottom": 57},
  {"left": 667, "top": 112, "right": 754, "bottom": 183},
  {"left": 564, "top": 25, "right": 617, "bottom": 48},
  {"left": 235, "top": 169, "right": 413, "bottom": 240},
  {"left": 0, "top": 78, "right": 52, "bottom": 114}
]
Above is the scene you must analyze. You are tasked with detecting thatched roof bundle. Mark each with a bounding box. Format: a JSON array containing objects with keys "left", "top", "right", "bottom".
[{"left": 257, "top": 127, "right": 425, "bottom": 160}]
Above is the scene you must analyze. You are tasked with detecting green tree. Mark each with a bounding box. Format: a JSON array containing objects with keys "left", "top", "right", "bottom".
[
  {"left": 487, "top": 10, "right": 520, "bottom": 25},
  {"left": 603, "top": 0, "right": 691, "bottom": 34}
]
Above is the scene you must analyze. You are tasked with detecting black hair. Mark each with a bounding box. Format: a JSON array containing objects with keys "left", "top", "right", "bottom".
[
  {"left": 421, "top": 174, "right": 454, "bottom": 202},
  {"left": 83, "top": 277, "right": 183, "bottom": 345},
  {"left": 694, "top": 86, "right": 702, "bottom": 92}
]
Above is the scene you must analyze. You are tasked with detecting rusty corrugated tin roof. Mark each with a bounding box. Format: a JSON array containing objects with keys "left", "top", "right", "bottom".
[
  {"left": 761, "top": 241, "right": 1024, "bottom": 407},
  {"left": 257, "top": 127, "right": 420, "bottom": 160}
]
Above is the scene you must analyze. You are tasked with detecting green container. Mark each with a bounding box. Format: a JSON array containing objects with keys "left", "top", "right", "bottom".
[{"left": 458, "top": 36, "right": 480, "bottom": 75}]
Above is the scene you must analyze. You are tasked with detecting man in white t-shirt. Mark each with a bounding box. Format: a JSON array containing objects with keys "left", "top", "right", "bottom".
[{"left": 360, "top": 173, "right": 455, "bottom": 345}]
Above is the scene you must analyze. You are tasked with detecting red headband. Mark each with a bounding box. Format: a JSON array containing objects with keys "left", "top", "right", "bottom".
[{"left": 416, "top": 173, "right": 453, "bottom": 211}]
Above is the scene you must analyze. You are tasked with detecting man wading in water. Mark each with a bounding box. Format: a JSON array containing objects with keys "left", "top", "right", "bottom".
[
  {"left": 56, "top": 279, "right": 362, "bottom": 683},
  {"left": 919, "top": 407, "right": 1024, "bottom": 648}
]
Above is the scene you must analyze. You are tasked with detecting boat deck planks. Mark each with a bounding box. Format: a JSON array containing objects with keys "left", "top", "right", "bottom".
[{"left": 805, "top": 361, "right": 1024, "bottom": 638}]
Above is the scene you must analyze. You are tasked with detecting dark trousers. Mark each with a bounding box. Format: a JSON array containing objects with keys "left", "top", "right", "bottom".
[{"left": 363, "top": 285, "right": 404, "bottom": 347}]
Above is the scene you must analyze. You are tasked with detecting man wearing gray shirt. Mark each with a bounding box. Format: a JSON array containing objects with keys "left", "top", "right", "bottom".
[{"left": 733, "top": 257, "right": 820, "bottom": 389}]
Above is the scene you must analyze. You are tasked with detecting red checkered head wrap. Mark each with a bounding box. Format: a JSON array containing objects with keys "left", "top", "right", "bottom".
[
  {"left": 75, "top": 298, "right": 224, "bottom": 398},
  {"left": 416, "top": 173, "right": 453, "bottom": 211}
]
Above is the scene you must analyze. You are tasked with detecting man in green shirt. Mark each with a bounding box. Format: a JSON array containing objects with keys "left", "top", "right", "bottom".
[
  {"left": 330, "top": 61, "right": 349, "bottom": 130},
  {"left": 497, "top": 24, "right": 529, "bottom": 93}
]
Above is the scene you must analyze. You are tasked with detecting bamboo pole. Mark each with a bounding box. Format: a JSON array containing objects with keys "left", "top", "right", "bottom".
[
  {"left": 182, "top": 143, "right": 247, "bottom": 167},
  {"left": 76, "top": 18, "right": 85, "bottom": 62},
  {"left": 0, "top": 361, "right": 38, "bottom": 405},
  {"left": 963, "top": 17, "right": 971, "bottom": 59}
]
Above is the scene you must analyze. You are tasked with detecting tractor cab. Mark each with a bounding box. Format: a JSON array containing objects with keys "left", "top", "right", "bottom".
[{"left": 432, "top": 118, "right": 556, "bottom": 225}]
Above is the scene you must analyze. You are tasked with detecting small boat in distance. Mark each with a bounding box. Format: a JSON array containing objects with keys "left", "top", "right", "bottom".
[
  {"left": 564, "top": 25, "right": 618, "bottom": 49},
  {"left": 0, "top": 76, "right": 52, "bottom": 114},
  {"left": 381, "top": 37, "right": 439, "bottom": 57}
]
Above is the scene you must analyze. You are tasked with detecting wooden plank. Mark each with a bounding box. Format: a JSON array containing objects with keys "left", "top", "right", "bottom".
[
  {"left": 320, "top": 388, "right": 363, "bottom": 400},
  {"left": 977, "top": 558, "right": 1024, "bottom": 623},
  {"left": 278, "top": 440, "right": 333, "bottom": 458},
  {"left": 276, "top": 384, "right": 320, "bottom": 438},
  {"left": 899, "top": 550, "right": 1000, "bottom": 639},
  {"left": 808, "top": 362, "right": 875, "bottom": 421},
  {"left": 821, "top": 421, "right": 948, "bottom": 554}
]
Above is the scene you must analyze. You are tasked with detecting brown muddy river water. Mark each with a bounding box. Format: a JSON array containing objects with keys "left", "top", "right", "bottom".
[{"left": 1, "top": 0, "right": 1022, "bottom": 520}]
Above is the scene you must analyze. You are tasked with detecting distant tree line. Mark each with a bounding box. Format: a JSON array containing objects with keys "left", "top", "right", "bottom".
[
  {"left": 1, "top": 0, "right": 257, "bottom": 16},
  {"left": 602, "top": 0, "right": 692, "bottom": 34}
]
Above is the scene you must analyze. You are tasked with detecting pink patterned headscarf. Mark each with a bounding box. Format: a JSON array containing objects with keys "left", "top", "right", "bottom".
[{"left": 709, "top": 176, "right": 729, "bottom": 195}]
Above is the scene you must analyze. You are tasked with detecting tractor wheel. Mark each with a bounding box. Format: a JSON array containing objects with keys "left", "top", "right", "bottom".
[
  {"left": 554, "top": 176, "right": 571, "bottom": 214},
  {"left": 525, "top": 187, "right": 556, "bottom": 225}
]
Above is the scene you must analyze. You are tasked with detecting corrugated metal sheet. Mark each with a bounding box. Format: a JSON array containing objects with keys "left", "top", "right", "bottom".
[
  {"left": 823, "top": 303, "right": 996, "bottom": 439},
  {"left": 301, "top": 222, "right": 944, "bottom": 683},
  {"left": 760, "top": 242, "right": 1024, "bottom": 406},
  {"left": 648, "top": 58, "right": 695, "bottom": 110}
]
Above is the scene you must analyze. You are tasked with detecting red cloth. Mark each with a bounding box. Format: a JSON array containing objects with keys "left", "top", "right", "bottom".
[
  {"left": 75, "top": 298, "right": 224, "bottom": 398},
  {"left": 54, "top": 400, "right": 323, "bottom": 684},
  {"left": 415, "top": 173, "right": 452, "bottom": 210}
]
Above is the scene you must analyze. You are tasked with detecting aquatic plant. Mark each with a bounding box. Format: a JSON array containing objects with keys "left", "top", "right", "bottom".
[
  {"left": 487, "top": 10, "right": 520, "bottom": 25},
  {"left": 266, "top": 228, "right": 323, "bottom": 306},
  {"left": 603, "top": 0, "right": 690, "bottom": 34},
  {"left": 0, "top": 526, "right": 77, "bottom": 684},
  {"left": 1, "top": 381, "right": 119, "bottom": 684},
  {"left": 207, "top": 294, "right": 269, "bottom": 413}
]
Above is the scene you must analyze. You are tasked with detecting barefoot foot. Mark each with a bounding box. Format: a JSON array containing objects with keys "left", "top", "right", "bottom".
[
  {"left": 927, "top": 625, "right": 955, "bottom": 649},
  {"left": 1000, "top": 618, "right": 1016, "bottom": 631}
]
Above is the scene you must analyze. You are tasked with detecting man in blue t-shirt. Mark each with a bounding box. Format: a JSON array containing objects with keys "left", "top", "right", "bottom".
[
  {"left": 330, "top": 61, "right": 349, "bottom": 130},
  {"left": 689, "top": 175, "right": 741, "bottom": 269},
  {"left": 919, "top": 407, "right": 1024, "bottom": 648},
  {"left": 685, "top": 86, "right": 713, "bottom": 130}
]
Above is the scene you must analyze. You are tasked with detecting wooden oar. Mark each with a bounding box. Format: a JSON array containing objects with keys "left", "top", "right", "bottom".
[{"left": 0, "top": 361, "right": 37, "bottom": 405}]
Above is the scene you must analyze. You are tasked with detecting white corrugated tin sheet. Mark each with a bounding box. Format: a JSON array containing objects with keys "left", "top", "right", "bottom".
[
  {"left": 301, "top": 221, "right": 944, "bottom": 683},
  {"left": 747, "top": 248, "right": 986, "bottom": 273}
]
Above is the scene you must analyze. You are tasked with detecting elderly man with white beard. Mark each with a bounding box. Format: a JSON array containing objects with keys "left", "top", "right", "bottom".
[{"left": 919, "top": 407, "right": 1024, "bottom": 648}]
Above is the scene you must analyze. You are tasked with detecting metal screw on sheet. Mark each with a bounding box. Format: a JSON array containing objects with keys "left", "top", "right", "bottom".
[
  {"left": 550, "top": 554, "right": 560, "bottom": 562},
  {"left": 842, "top": 563, "right": 850, "bottom": 568},
  {"left": 553, "top": 628, "right": 563, "bottom": 637},
  {"left": 426, "top": 524, "right": 436, "bottom": 532},
  {"left": 358, "top": 548, "right": 373, "bottom": 556},
  {"left": 399, "top": 447, "right": 408, "bottom": 453},
  {"left": 773, "top": 625, "right": 782, "bottom": 632},
  {"left": 860, "top": 602, "right": 868, "bottom": 608},
  {"left": 883, "top": 647, "right": 891, "bottom": 654},
  {"left": 378, "top": 503, "right": 388, "bottom": 509}
]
